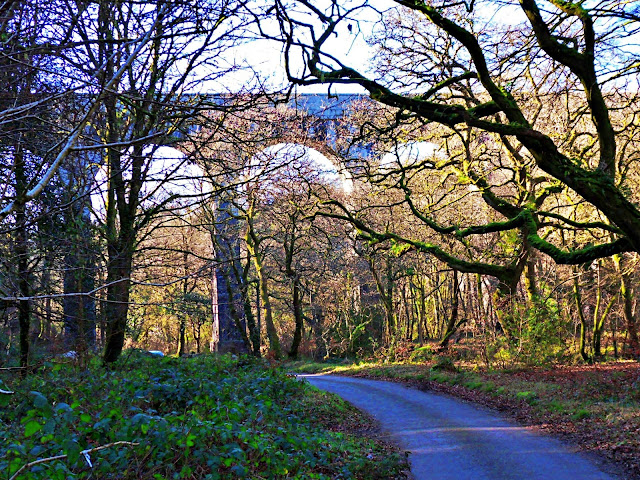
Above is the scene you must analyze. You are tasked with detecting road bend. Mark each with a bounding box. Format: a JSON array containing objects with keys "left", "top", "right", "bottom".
[{"left": 300, "top": 374, "right": 616, "bottom": 480}]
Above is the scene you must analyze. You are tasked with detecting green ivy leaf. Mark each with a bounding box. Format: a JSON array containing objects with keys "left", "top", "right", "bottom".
[
  {"left": 64, "top": 439, "right": 81, "bottom": 465},
  {"left": 55, "top": 402, "right": 72, "bottom": 413},
  {"left": 24, "top": 420, "right": 42, "bottom": 437},
  {"left": 30, "top": 391, "right": 48, "bottom": 409}
]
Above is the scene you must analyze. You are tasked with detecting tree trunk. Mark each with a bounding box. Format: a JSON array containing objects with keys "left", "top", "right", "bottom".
[
  {"left": 17, "top": 214, "right": 30, "bottom": 370},
  {"left": 410, "top": 279, "right": 425, "bottom": 344},
  {"left": 573, "top": 272, "right": 591, "bottom": 363},
  {"left": 246, "top": 218, "right": 280, "bottom": 357},
  {"left": 309, "top": 293, "right": 327, "bottom": 360},
  {"left": 288, "top": 276, "right": 304, "bottom": 359},
  {"left": 210, "top": 265, "right": 219, "bottom": 352},
  {"left": 524, "top": 254, "right": 539, "bottom": 305},
  {"left": 613, "top": 254, "right": 640, "bottom": 357},
  {"left": 239, "top": 251, "right": 260, "bottom": 356},
  {"left": 244, "top": 198, "right": 279, "bottom": 357},
  {"left": 593, "top": 295, "right": 616, "bottom": 359},
  {"left": 178, "top": 317, "right": 187, "bottom": 356},
  {"left": 103, "top": 246, "right": 133, "bottom": 364},
  {"left": 178, "top": 249, "right": 188, "bottom": 357},
  {"left": 254, "top": 260, "right": 280, "bottom": 358},
  {"left": 368, "top": 257, "right": 396, "bottom": 344},
  {"left": 402, "top": 282, "right": 413, "bottom": 341},
  {"left": 241, "top": 284, "right": 261, "bottom": 356},
  {"left": 440, "top": 270, "right": 461, "bottom": 349},
  {"left": 15, "top": 142, "right": 30, "bottom": 371}
]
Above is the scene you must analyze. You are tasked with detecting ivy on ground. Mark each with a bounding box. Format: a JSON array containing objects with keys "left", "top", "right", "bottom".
[{"left": 0, "top": 353, "right": 408, "bottom": 479}]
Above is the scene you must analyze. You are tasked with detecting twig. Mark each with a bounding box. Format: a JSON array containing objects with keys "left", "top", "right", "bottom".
[
  {"left": 8, "top": 441, "right": 139, "bottom": 480},
  {"left": 0, "top": 388, "right": 14, "bottom": 394},
  {"left": 0, "top": 278, "right": 130, "bottom": 302}
]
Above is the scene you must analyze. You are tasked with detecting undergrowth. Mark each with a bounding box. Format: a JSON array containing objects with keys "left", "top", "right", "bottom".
[{"left": 0, "top": 352, "right": 407, "bottom": 479}]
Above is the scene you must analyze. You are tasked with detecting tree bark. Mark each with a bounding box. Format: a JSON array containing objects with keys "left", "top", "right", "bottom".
[
  {"left": 613, "top": 254, "right": 640, "bottom": 357},
  {"left": 14, "top": 138, "right": 30, "bottom": 371},
  {"left": 573, "top": 271, "right": 591, "bottom": 363},
  {"left": 288, "top": 276, "right": 304, "bottom": 359},
  {"left": 103, "top": 252, "right": 133, "bottom": 364},
  {"left": 309, "top": 292, "right": 327, "bottom": 360},
  {"left": 440, "top": 270, "right": 462, "bottom": 349},
  {"left": 246, "top": 210, "right": 280, "bottom": 358},
  {"left": 284, "top": 230, "right": 304, "bottom": 359}
]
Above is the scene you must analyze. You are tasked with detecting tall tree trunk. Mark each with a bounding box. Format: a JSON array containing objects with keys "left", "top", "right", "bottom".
[
  {"left": 241, "top": 284, "right": 261, "bottom": 356},
  {"left": 593, "top": 295, "right": 616, "bottom": 359},
  {"left": 101, "top": 152, "right": 137, "bottom": 364},
  {"left": 309, "top": 292, "right": 327, "bottom": 360},
  {"left": 100, "top": 39, "right": 135, "bottom": 364},
  {"left": 410, "top": 279, "right": 425, "bottom": 344},
  {"left": 246, "top": 212, "right": 280, "bottom": 357},
  {"left": 524, "top": 254, "right": 539, "bottom": 305},
  {"left": 573, "top": 271, "right": 591, "bottom": 363},
  {"left": 368, "top": 257, "right": 395, "bottom": 344},
  {"left": 14, "top": 141, "right": 30, "bottom": 371},
  {"left": 209, "top": 265, "right": 219, "bottom": 352},
  {"left": 440, "top": 269, "right": 462, "bottom": 348},
  {"left": 103, "top": 250, "right": 133, "bottom": 364},
  {"left": 254, "top": 260, "right": 280, "bottom": 357},
  {"left": 178, "top": 249, "right": 188, "bottom": 356},
  {"left": 178, "top": 319, "right": 186, "bottom": 356},
  {"left": 613, "top": 254, "right": 640, "bottom": 356},
  {"left": 288, "top": 276, "right": 304, "bottom": 359},
  {"left": 402, "top": 282, "right": 413, "bottom": 341},
  {"left": 239, "top": 250, "right": 260, "bottom": 356},
  {"left": 17, "top": 203, "right": 30, "bottom": 370},
  {"left": 284, "top": 232, "right": 304, "bottom": 359},
  {"left": 385, "top": 262, "right": 395, "bottom": 339}
]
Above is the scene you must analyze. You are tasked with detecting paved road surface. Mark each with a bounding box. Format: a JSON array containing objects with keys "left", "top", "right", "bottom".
[{"left": 300, "top": 374, "right": 616, "bottom": 480}]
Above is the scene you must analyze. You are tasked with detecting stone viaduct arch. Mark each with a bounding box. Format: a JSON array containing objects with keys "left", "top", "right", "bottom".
[
  {"left": 200, "top": 94, "right": 372, "bottom": 353},
  {"left": 38, "top": 93, "right": 382, "bottom": 354}
]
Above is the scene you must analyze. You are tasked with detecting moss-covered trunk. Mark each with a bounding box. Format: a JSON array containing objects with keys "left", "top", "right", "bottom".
[
  {"left": 614, "top": 254, "right": 640, "bottom": 356},
  {"left": 103, "top": 250, "right": 134, "bottom": 364},
  {"left": 573, "top": 272, "right": 591, "bottom": 363},
  {"left": 440, "top": 270, "right": 461, "bottom": 349},
  {"left": 246, "top": 210, "right": 280, "bottom": 358}
]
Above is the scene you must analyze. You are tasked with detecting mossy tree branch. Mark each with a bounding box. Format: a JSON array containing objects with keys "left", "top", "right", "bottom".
[{"left": 284, "top": 0, "right": 640, "bottom": 255}]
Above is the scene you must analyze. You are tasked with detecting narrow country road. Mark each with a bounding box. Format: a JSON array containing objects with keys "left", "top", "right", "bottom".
[{"left": 300, "top": 374, "right": 617, "bottom": 480}]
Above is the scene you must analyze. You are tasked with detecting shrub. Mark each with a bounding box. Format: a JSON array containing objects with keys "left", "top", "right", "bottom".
[
  {"left": 516, "top": 390, "right": 538, "bottom": 405},
  {"left": 431, "top": 355, "right": 457, "bottom": 372},
  {"left": 409, "top": 345, "right": 435, "bottom": 363}
]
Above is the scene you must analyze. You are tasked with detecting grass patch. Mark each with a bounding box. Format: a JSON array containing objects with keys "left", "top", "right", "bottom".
[
  {"left": 571, "top": 408, "right": 591, "bottom": 420},
  {"left": 515, "top": 390, "right": 538, "bottom": 405}
]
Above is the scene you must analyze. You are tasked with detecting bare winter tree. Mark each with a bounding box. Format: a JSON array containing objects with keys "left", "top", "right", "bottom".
[{"left": 267, "top": 0, "right": 640, "bottom": 353}]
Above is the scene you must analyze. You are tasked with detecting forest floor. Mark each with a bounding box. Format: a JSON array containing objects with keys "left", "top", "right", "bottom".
[
  {"left": 290, "top": 357, "right": 640, "bottom": 479},
  {"left": 0, "top": 352, "right": 409, "bottom": 479}
]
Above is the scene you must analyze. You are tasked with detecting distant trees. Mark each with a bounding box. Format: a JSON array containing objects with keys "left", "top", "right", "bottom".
[
  {"left": 0, "top": 0, "right": 82, "bottom": 368},
  {"left": 191, "top": 103, "right": 348, "bottom": 358},
  {"left": 277, "top": 0, "right": 640, "bottom": 257},
  {"left": 57, "top": 0, "right": 260, "bottom": 364},
  {"left": 0, "top": 0, "right": 271, "bottom": 366},
  {"left": 272, "top": 0, "right": 640, "bottom": 358},
  {"left": 3, "top": 0, "right": 640, "bottom": 368}
]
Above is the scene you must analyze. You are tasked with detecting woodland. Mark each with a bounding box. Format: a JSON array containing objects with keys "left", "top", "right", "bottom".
[{"left": 1, "top": 0, "right": 640, "bottom": 477}]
